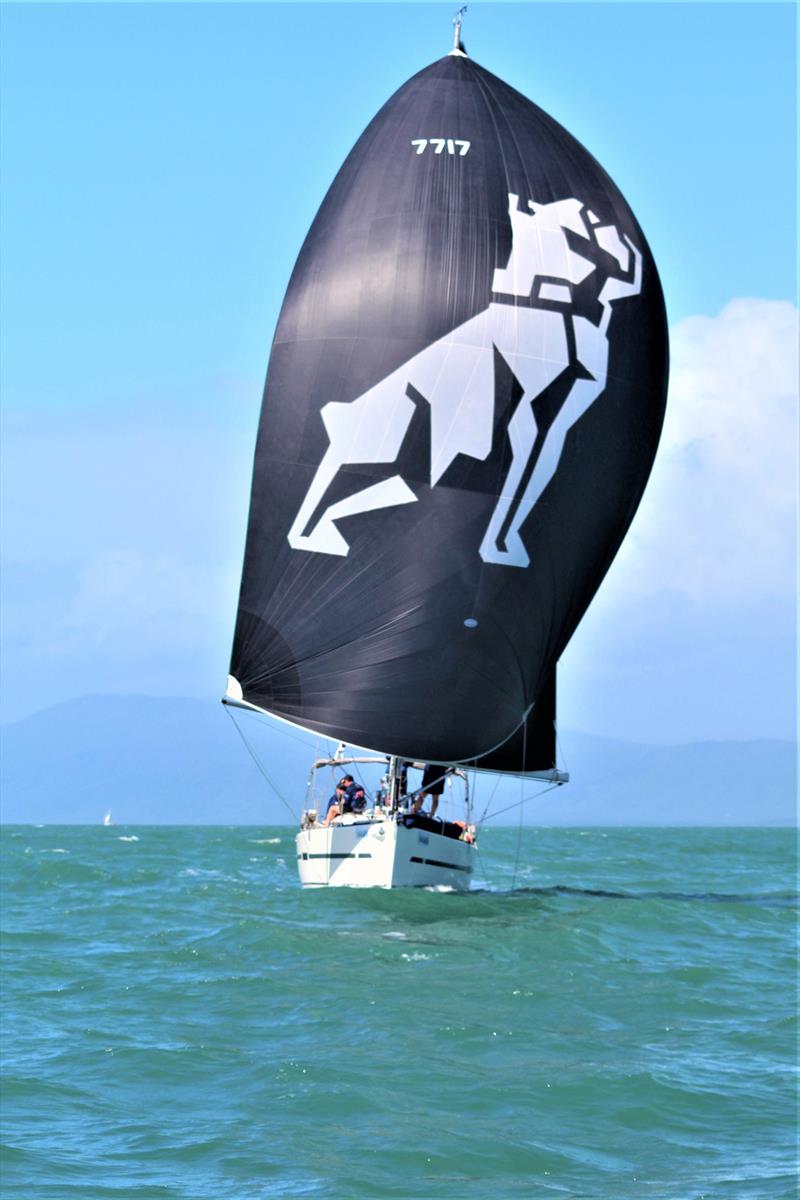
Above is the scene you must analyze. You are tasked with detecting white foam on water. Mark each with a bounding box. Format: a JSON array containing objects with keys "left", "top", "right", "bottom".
[
  {"left": 117, "top": 836, "right": 139, "bottom": 842},
  {"left": 42, "top": 848, "right": 68, "bottom": 854},
  {"left": 401, "top": 952, "right": 433, "bottom": 962},
  {"left": 249, "top": 838, "right": 281, "bottom": 845},
  {"left": 383, "top": 931, "right": 407, "bottom": 940}
]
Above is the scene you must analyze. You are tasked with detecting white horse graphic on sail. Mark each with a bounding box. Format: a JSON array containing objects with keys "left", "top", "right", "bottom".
[{"left": 287, "top": 192, "right": 642, "bottom": 568}]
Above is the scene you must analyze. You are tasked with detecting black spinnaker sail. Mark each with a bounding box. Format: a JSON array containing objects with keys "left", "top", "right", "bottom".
[{"left": 227, "top": 45, "right": 668, "bottom": 773}]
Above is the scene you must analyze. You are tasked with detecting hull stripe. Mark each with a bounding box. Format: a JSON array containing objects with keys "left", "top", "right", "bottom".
[
  {"left": 409, "top": 855, "right": 472, "bottom": 874},
  {"left": 297, "top": 852, "right": 373, "bottom": 861}
]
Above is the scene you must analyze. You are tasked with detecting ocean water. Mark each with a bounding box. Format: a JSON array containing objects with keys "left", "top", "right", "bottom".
[{"left": 1, "top": 825, "right": 796, "bottom": 1200}]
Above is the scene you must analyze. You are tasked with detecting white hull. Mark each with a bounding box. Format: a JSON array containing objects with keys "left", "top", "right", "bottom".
[{"left": 296, "top": 814, "right": 475, "bottom": 890}]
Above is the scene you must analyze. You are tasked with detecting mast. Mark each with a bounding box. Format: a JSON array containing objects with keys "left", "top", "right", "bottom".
[
  {"left": 387, "top": 756, "right": 397, "bottom": 812},
  {"left": 450, "top": 5, "right": 467, "bottom": 56},
  {"left": 387, "top": 757, "right": 408, "bottom": 812}
]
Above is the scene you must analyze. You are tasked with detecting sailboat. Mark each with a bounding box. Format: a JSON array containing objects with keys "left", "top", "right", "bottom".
[
  {"left": 103, "top": 810, "right": 114, "bottom": 827},
  {"left": 224, "top": 13, "right": 668, "bottom": 888}
]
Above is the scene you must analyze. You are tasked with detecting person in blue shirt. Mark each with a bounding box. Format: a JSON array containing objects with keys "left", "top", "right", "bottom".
[
  {"left": 323, "top": 777, "right": 347, "bottom": 826},
  {"left": 324, "top": 774, "right": 367, "bottom": 825},
  {"left": 341, "top": 776, "right": 366, "bottom": 814}
]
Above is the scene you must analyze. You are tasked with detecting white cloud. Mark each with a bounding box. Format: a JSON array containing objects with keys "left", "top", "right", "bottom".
[
  {"left": 560, "top": 298, "right": 798, "bottom": 740},
  {"left": 609, "top": 298, "right": 798, "bottom": 606}
]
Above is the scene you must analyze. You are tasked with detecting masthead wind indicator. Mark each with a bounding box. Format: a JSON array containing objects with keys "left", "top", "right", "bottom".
[{"left": 451, "top": 6, "right": 468, "bottom": 56}]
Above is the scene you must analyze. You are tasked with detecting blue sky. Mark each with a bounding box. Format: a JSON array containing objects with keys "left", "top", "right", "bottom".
[{"left": 1, "top": 2, "right": 797, "bottom": 747}]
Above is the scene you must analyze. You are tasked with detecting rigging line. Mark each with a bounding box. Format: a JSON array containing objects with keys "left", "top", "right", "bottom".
[
  {"left": 476, "top": 770, "right": 503, "bottom": 828},
  {"left": 224, "top": 705, "right": 299, "bottom": 824},
  {"left": 512, "top": 793, "right": 523, "bottom": 892},
  {"left": 473, "top": 841, "right": 493, "bottom": 893},
  {"left": 349, "top": 758, "right": 374, "bottom": 800},
  {"left": 236, "top": 704, "right": 332, "bottom": 756},
  {"left": 481, "top": 781, "right": 562, "bottom": 823},
  {"left": 510, "top": 719, "right": 527, "bottom": 892},
  {"left": 467, "top": 767, "right": 476, "bottom": 826}
]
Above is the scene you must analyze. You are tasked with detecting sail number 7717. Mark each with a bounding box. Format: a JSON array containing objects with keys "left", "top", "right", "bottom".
[{"left": 411, "top": 138, "right": 471, "bottom": 156}]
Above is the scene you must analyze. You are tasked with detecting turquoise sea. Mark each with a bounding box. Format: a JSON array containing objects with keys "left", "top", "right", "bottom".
[{"left": 1, "top": 825, "right": 796, "bottom": 1199}]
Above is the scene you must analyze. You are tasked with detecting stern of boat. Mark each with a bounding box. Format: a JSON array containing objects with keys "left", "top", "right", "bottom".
[{"left": 296, "top": 812, "right": 475, "bottom": 890}]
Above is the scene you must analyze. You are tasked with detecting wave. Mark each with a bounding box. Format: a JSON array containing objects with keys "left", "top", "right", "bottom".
[{"left": 483, "top": 884, "right": 799, "bottom": 908}]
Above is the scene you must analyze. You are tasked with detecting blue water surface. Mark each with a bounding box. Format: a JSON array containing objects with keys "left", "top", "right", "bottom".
[{"left": 1, "top": 825, "right": 796, "bottom": 1199}]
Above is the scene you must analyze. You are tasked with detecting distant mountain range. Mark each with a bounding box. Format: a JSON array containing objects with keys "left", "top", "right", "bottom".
[{"left": 0, "top": 694, "right": 796, "bottom": 826}]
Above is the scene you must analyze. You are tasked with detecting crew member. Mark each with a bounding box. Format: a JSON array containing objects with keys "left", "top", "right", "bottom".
[
  {"left": 412, "top": 764, "right": 449, "bottom": 817},
  {"left": 324, "top": 774, "right": 366, "bottom": 824}
]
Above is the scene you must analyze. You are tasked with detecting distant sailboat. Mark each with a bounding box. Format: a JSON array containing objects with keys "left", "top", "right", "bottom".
[
  {"left": 103, "top": 810, "right": 114, "bottom": 827},
  {"left": 224, "top": 12, "right": 668, "bottom": 888}
]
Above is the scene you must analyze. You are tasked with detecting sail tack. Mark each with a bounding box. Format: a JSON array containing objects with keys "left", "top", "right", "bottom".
[{"left": 229, "top": 52, "right": 668, "bottom": 768}]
